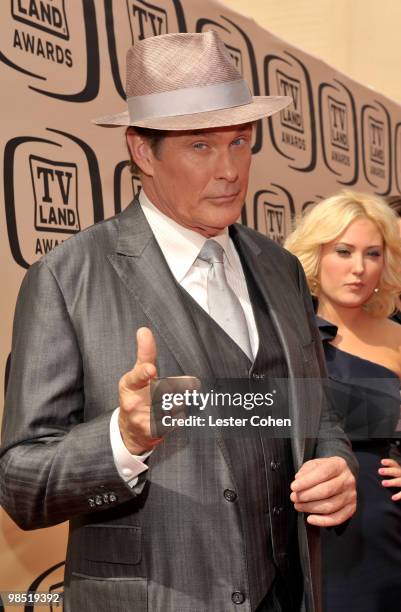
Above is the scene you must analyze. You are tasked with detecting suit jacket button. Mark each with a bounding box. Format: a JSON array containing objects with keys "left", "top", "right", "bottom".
[
  {"left": 224, "top": 489, "right": 237, "bottom": 502},
  {"left": 251, "top": 372, "right": 266, "bottom": 380},
  {"left": 231, "top": 591, "right": 245, "bottom": 604},
  {"left": 95, "top": 495, "right": 103, "bottom": 506},
  {"left": 109, "top": 492, "right": 118, "bottom": 503},
  {"left": 270, "top": 460, "right": 281, "bottom": 471},
  {"left": 88, "top": 497, "right": 96, "bottom": 508},
  {"left": 102, "top": 493, "right": 110, "bottom": 504},
  {"left": 273, "top": 506, "right": 283, "bottom": 516}
]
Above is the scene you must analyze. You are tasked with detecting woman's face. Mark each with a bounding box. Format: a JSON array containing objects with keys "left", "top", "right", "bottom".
[{"left": 318, "top": 218, "right": 385, "bottom": 310}]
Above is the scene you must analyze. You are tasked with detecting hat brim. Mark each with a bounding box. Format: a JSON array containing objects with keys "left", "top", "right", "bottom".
[{"left": 92, "top": 96, "right": 292, "bottom": 130}]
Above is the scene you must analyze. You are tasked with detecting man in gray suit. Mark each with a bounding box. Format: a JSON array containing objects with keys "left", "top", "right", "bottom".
[{"left": 1, "top": 32, "right": 357, "bottom": 612}]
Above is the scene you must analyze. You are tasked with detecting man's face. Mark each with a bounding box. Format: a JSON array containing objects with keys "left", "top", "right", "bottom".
[{"left": 131, "top": 124, "right": 253, "bottom": 237}]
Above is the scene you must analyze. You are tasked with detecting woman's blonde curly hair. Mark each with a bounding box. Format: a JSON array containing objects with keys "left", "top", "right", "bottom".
[{"left": 285, "top": 190, "right": 401, "bottom": 318}]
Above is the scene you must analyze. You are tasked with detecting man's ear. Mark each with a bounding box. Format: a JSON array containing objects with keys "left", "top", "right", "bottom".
[{"left": 126, "top": 129, "right": 155, "bottom": 176}]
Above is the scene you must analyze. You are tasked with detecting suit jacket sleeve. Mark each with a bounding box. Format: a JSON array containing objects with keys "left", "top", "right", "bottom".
[
  {"left": 0, "top": 260, "right": 142, "bottom": 531},
  {"left": 295, "top": 258, "right": 359, "bottom": 479}
]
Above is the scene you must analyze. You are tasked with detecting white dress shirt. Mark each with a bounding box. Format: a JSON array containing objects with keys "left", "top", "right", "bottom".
[{"left": 110, "top": 189, "right": 259, "bottom": 486}]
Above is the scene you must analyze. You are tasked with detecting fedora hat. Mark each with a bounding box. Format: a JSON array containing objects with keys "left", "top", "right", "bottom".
[{"left": 94, "top": 30, "right": 292, "bottom": 130}]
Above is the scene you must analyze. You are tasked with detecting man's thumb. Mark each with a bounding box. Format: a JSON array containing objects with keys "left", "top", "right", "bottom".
[{"left": 136, "top": 327, "right": 157, "bottom": 370}]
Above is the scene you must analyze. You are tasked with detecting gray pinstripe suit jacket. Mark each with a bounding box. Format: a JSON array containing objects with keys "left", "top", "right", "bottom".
[{"left": 1, "top": 199, "right": 357, "bottom": 612}]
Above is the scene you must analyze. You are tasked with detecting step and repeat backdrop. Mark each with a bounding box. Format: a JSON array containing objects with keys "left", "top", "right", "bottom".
[{"left": 1, "top": 0, "right": 401, "bottom": 608}]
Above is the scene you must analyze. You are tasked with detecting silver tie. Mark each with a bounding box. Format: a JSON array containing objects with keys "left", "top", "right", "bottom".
[{"left": 197, "top": 239, "right": 252, "bottom": 359}]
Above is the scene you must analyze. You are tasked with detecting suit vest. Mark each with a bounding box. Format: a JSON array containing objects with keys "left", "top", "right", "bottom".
[{"left": 177, "top": 253, "right": 301, "bottom": 609}]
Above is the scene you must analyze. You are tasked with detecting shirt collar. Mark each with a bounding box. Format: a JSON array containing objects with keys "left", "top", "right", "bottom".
[{"left": 139, "top": 189, "right": 235, "bottom": 282}]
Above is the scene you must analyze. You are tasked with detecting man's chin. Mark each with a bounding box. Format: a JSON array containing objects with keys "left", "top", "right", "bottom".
[
  {"left": 207, "top": 202, "right": 244, "bottom": 224},
  {"left": 199, "top": 217, "right": 242, "bottom": 238}
]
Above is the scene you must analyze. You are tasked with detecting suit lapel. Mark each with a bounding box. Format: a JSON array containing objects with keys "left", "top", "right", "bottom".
[
  {"left": 107, "top": 199, "right": 213, "bottom": 379},
  {"left": 230, "top": 225, "right": 311, "bottom": 467}
]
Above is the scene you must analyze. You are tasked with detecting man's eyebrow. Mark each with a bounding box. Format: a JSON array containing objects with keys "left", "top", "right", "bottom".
[
  {"left": 182, "top": 124, "right": 253, "bottom": 138},
  {"left": 183, "top": 130, "right": 205, "bottom": 137}
]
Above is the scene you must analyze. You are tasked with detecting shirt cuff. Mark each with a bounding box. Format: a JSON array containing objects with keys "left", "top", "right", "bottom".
[{"left": 110, "top": 408, "right": 152, "bottom": 487}]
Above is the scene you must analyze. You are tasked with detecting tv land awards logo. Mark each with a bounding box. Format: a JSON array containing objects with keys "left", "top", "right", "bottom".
[
  {"left": 29, "top": 156, "right": 80, "bottom": 234},
  {"left": 253, "top": 185, "right": 296, "bottom": 245},
  {"left": 4, "top": 129, "right": 103, "bottom": 268},
  {"left": 368, "top": 116, "right": 385, "bottom": 165},
  {"left": 264, "top": 52, "right": 316, "bottom": 172},
  {"left": 318, "top": 80, "right": 358, "bottom": 185},
  {"left": 276, "top": 71, "right": 304, "bottom": 135},
  {"left": 361, "top": 101, "right": 392, "bottom": 195},
  {"left": 328, "top": 97, "right": 348, "bottom": 151},
  {"left": 0, "top": 0, "right": 99, "bottom": 101},
  {"left": 105, "top": 0, "right": 187, "bottom": 100},
  {"left": 196, "top": 14, "right": 262, "bottom": 154}
]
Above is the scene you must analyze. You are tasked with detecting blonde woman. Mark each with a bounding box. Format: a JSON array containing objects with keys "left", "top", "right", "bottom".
[{"left": 285, "top": 191, "right": 401, "bottom": 612}]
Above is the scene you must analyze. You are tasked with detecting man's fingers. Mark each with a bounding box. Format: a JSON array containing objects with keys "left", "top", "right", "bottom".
[
  {"left": 291, "top": 457, "right": 356, "bottom": 527},
  {"left": 148, "top": 376, "right": 201, "bottom": 438},
  {"left": 121, "top": 362, "right": 155, "bottom": 393},
  {"left": 152, "top": 376, "right": 201, "bottom": 398},
  {"left": 293, "top": 490, "right": 352, "bottom": 515},
  {"left": 306, "top": 502, "right": 356, "bottom": 527},
  {"left": 291, "top": 457, "right": 346, "bottom": 493},
  {"left": 136, "top": 327, "right": 157, "bottom": 367},
  {"left": 290, "top": 474, "right": 345, "bottom": 503},
  {"left": 151, "top": 376, "right": 201, "bottom": 421}
]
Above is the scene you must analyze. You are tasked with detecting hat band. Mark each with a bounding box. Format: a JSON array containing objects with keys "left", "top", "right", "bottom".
[{"left": 127, "top": 79, "right": 252, "bottom": 121}]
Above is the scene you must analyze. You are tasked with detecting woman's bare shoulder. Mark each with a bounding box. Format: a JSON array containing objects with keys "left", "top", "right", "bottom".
[
  {"left": 379, "top": 317, "right": 401, "bottom": 352},
  {"left": 383, "top": 317, "right": 401, "bottom": 336}
]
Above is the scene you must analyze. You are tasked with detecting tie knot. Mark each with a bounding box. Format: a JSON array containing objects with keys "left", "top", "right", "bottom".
[{"left": 197, "top": 239, "right": 225, "bottom": 265}]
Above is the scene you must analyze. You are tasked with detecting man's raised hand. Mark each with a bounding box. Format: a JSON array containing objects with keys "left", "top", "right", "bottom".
[
  {"left": 118, "top": 327, "right": 161, "bottom": 455},
  {"left": 118, "top": 327, "right": 200, "bottom": 455}
]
